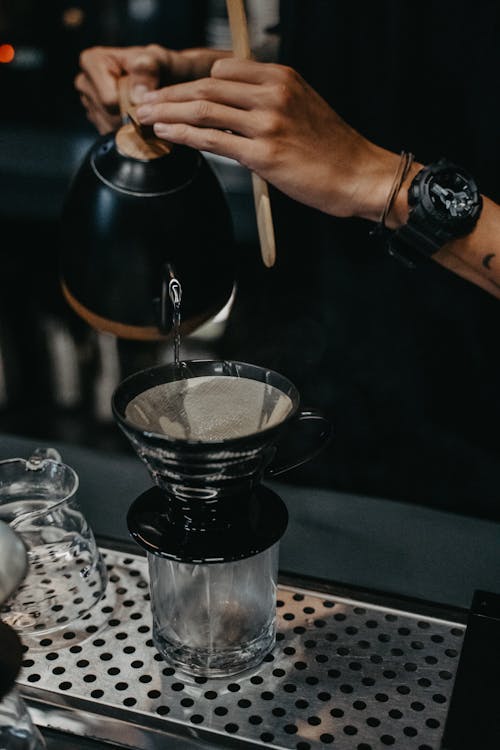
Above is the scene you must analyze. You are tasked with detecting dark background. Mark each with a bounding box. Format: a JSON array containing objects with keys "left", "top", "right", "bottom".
[
  {"left": 0, "top": 0, "right": 237, "bottom": 453},
  {"left": 1, "top": 1, "right": 499, "bottom": 521}
]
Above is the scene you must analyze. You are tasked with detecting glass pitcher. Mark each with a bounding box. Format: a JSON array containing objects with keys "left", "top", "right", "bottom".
[{"left": 0, "top": 448, "right": 107, "bottom": 636}]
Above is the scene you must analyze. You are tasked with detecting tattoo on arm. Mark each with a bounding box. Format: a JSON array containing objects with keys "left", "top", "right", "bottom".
[{"left": 482, "top": 253, "right": 495, "bottom": 269}]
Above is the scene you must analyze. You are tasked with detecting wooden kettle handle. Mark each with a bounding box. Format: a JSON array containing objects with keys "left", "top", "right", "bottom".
[
  {"left": 115, "top": 76, "right": 171, "bottom": 160},
  {"left": 225, "top": 0, "right": 277, "bottom": 268}
]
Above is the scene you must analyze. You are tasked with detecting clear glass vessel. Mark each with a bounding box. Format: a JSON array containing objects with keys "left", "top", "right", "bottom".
[
  {"left": 0, "top": 448, "right": 107, "bottom": 636},
  {"left": 0, "top": 687, "right": 46, "bottom": 750},
  {"left": 148, "top": 542, "right": 279, "bottom": 678}
]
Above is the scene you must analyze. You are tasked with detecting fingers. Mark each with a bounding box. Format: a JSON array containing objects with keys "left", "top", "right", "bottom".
[
  {"left": 137, "top": 99, "right": 260, "bottom": 138},
  {"left": 76, "top": 72, "right": 120, "bottom": 133},
  {"left": 74, "top": 71, "right": 94, "bottom": 102},
  {"left": 78, "top": 47, "right": 124, "bottom": 112},
  {"left": 133, "top": 58, "right": 297, "bottom": 172},
  {"left": 76, "top": 46, "right": 164, "bottom": 124},
  {"left": 153, "top": 123, "right": 255, "bottom": 166},
  {"left": 140, "top": 77, "right": 259, "bottom": 110},
  {"left": 80, "top": 93, "right": 117, "bottom": 134},
  {"left": 210, "top": 57, "right": 294, "bottom": 85},
  {"left": 125, "top": 48, "right": 162, "bottom": 103}
]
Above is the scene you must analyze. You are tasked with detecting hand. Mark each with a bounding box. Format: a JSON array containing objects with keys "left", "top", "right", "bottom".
[
  {"left": 136, "top": 58, "right": 401, "bottom": 220},
  {"left": 75, "top": 45, "right": 180, "bottom": 134},
  {"left": 75, "top": 45, "right": 232, "bottom": 135}
]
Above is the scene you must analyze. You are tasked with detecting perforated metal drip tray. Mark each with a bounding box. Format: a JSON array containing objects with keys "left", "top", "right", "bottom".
[{"left": 17, "top": 547, "right": 464, "bottom": 750}]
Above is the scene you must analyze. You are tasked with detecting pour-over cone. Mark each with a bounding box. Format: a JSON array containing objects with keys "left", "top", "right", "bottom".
[{"left": 112, "top": 360, "right": 299, "bottom": 498}]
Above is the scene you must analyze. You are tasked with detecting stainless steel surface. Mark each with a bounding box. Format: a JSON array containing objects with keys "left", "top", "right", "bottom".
[{"left": 17, "top": 547, "right": 464, "bottom": 749}]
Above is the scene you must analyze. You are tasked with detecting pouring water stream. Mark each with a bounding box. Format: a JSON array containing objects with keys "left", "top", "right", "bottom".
[{"left": 168, "top": 274, "right": 182, "bottom": 369}]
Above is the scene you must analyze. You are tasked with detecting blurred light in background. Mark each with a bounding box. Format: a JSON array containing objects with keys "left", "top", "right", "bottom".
[
  {"left": 62, "top": 7, "right": 85, "bottom": 29},
  {"left": 0, "top": 44, "right": 15, "bottom": 63},
  {"left": 5, "top": 46, "right": 45, "bottom": 70},
  {"left": 128, "top": 0, "right": 158, "bottom": 22}
]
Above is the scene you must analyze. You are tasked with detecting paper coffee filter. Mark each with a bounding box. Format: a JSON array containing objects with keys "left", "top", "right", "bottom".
[{"left": 125, "top": 375, "right": 293, "bottom": 441}]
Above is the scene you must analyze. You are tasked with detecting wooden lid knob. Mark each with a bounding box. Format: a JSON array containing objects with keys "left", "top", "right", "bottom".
[
  {"left": 115, "top": 122, "right": 171, "bottom": 160},
  {"left": 116, "top": 76, "right": 172, "bottom": 160}
]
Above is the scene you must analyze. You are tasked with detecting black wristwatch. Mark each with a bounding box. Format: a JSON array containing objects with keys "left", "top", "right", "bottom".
[{"left": 391, "top": 158, "right": 482, "bottom": 259}]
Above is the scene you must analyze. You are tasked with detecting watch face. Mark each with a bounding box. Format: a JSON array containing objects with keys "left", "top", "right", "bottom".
[
  {"left": 398, "top": 160, "right": 482, "bottom": 256},
  {"left": 428, "top": 168, "right": 476, "bottom": 218}
]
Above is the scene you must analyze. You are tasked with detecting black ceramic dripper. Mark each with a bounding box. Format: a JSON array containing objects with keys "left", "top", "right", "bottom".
[{"left": 112, "top": 360, "right": 331, "bottom": 563}]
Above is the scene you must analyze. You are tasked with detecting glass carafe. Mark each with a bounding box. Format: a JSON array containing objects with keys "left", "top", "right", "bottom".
[{"left": 0, "top": 449, "right": 107, "bottom": 636}]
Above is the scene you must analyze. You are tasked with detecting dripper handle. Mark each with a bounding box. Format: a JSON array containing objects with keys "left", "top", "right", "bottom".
[{"left": 265, "top": 408, "right": 332, "bottom": 478}]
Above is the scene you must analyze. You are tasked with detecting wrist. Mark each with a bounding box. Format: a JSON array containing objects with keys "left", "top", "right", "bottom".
[
  {"left": 353, "top": 147, "right": 423, "bottom": 227},
  {"left": 385, "top": 160, "right": 423, "bottom": 229}
]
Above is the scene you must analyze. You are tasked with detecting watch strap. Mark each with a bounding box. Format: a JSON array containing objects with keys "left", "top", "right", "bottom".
[
  {"left": 371, "top": 224, "right": 420, "bottom": 270},
  {"left": 392, "top": 213, "right": 448, "bottom": 257}
]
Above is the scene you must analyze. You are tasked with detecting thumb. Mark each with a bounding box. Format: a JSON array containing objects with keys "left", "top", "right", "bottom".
[{"left": 124, "top": 51, "right": 162, "bottom": 104}]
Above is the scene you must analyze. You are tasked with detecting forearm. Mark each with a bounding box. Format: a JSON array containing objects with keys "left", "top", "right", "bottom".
[
  {"left": 433, "top": 197, "right": 500, "bottom": 296},
  {"left": 433, "top": 244, "right": 500, "bottom": 299}
]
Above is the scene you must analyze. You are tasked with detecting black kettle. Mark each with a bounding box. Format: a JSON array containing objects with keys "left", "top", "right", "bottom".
[{"left": 60, "top": 79, "right": 235, "bottom": 340}]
